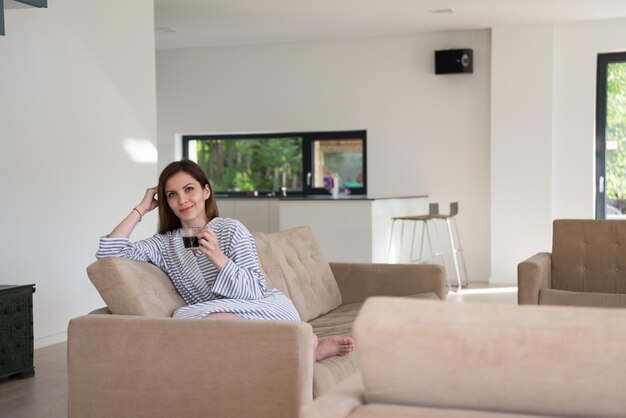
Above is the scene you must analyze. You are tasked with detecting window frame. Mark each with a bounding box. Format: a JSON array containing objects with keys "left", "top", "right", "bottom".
[{"left": 182, "top": 130, "right": 367, "bottom": 197}]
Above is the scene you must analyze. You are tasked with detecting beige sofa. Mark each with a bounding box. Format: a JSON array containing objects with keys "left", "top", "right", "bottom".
[
  {"left": 302, "top": 297, "right": 626, "bottom": 418},
  {"left": 518, "top": 219, "right": 626, "bottom": 307},
  {"left": 68, "top": 226, "right": 445, "bottom": 418}
]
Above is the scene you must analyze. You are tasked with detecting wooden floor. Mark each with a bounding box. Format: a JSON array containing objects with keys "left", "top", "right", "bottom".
[
  {"left": 0, "top": 284, "right": 516, "bottom": 418},
  {"left": 0, "top": 342, "right": 68, "bottom": 418}
]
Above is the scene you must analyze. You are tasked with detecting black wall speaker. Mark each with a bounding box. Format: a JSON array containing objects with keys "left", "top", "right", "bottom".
[{"left": 435, "top": 49, "right": 473, "bottom": 74}]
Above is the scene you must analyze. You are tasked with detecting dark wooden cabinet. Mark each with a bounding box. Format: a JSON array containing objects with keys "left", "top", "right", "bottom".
[{"left": 0, "top": 284, "right": 35, "bottom": 379}]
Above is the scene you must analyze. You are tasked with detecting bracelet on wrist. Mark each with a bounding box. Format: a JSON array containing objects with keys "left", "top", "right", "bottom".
[{"left": 133, "top": 207, "right": 143, "bottom": 222}]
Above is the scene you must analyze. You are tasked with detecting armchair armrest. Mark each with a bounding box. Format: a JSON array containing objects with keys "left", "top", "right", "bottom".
[
  {"left": 68, "top": 314, "right": 313, "bottom": 418},
  {"left": 517, "top": 252, "right": 552, "bottom": 305},
  {"left": 329, "top": 262, "right": 446, "bottom": 304}
]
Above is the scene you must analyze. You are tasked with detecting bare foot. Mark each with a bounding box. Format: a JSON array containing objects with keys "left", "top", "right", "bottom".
[{"left": 315, "top": 336, "right": 355, "bottom": 361}]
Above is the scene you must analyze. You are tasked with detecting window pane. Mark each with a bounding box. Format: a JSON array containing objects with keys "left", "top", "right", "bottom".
[
  {"left": 184, "top": 130, "right": 366, "bottom": 196},
  {"left": 190, "top": 137, "right": 303, "bottom": 193},
  {"left": 312, "top": 139, "right": 364, "bottom": 189},
  {"left": 606, "top": 61, "right": 626, "bottom": 218}
]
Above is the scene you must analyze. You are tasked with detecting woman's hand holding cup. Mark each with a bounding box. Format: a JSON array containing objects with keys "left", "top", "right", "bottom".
[{"left": 197, "top": 227, "right": 228, "bottom": 269}]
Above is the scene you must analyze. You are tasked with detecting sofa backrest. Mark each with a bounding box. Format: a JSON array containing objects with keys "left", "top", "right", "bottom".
[
  {"left": 354, "top": 297, "right": 626, "bottom": 418},
  {"left": 87, "top": 226, "right": 341, "bottom": 321},
  {"left": 253, "top": 226, "right": 342, "bottom": 323},
  {"left": 551, "top": 219, "right": 626, "bottom": 294}
]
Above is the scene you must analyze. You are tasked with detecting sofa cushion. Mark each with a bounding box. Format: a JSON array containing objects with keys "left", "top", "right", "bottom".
[
  {"left": 348, "top": 404, "right": 552, "bottom": 418},
  {"left": 309, "top": 292, "right": 440, "bottom": 339},
  {"left": 254, "top": 226, "right": 342, "bottom": 322},
  {"left": 539, "top": 288, "right": 626, "bottom": 307},
  {"left": 302, "top": 373, "right": 547, "bottom": 418},
  {"left": 309, "top": 292, "right": 438, "bottom": 398},
  {"left": 354, "top": 297, "right": 626, "bottom": 418},
  {"left": 309, "top": 301, "right": 362, "bottom": 398},
  {"left": 87, "top": 257, "right": 185, "bottom": 317}
]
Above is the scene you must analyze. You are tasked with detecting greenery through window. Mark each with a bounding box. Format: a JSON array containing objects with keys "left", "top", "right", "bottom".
[
  {"left": 605, "top": 61, "right": 626, "bottom": 215},
  {"left": 596, "top": 53, "right": 626, "bottom": 218},
  {"left": 191, "top": 137, "right": 303, "bottom": 193},
  {"left": 182, "top": 130, "right": 366, "bottom": 196}
]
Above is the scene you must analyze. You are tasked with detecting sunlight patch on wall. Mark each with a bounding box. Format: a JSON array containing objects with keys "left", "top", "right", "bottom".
[
  {"left": 187, "top": 140, "right": 198, "bottom": 163},
  {"left": 123, "top": 138, "right": 158, "bottom": 163}
]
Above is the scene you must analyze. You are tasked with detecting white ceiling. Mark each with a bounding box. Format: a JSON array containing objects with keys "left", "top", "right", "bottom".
[{"left": 154, "top": 0, "right": 626, "bottom": 49}]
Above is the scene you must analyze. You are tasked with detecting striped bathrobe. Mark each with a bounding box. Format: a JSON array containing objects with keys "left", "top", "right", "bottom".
[{"left": 96, "top": 217, "right": 300, "bottom": 321}]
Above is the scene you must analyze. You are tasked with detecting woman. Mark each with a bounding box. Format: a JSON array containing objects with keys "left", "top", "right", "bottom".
[{"left": 97, "top": 159, "right": 354, "bottom": 361}]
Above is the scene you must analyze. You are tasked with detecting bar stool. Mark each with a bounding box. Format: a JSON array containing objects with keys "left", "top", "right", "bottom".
[
  {"left": 386, "top": 203, "right": 446, "bottom": 267},
  {"left": 434, "top": 202, "right": 469, "bottom": 291}
]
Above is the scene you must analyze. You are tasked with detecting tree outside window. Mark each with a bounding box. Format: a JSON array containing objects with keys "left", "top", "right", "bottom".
[{"left": 606, "top": 62, "right": 626, "bottom": 215}]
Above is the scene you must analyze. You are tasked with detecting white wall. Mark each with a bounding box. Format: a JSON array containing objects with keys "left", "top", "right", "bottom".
[
  {"left": 553, "top": 18, "right": 626, "bottom": 219},
  {"left": 490, "top": 25, "right": 555, "bottom": 285},
  {"left": 491, "top": 18, "right": 626, "bottom": 284},
  {"left": 0, "top": 0, "right": 157, "bottom": 347},
  {"left": 157, "top": 31, "right": 492, "bottom": 284}
]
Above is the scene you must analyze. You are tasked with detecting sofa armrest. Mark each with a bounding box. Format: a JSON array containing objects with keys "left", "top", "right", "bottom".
[
  {"left": 329, "top": 262, "right": 446, "bottom": 304},
  {"left": 517, "top": 252, "right": 552, "bottom": 305},
  {"left": 300, "top": 372, "right": 364, "bottom": 418},
  {"left": 68, "top": 314, "right": 313, "bottom": 418}
]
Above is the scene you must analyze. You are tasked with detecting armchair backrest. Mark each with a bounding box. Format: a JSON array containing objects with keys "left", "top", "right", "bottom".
[
  {"left": 551, "top": 219, "right": 626, "bottom": 294},
  {"left": 253, "top": 226, "right": 342, "bottom": 322}
]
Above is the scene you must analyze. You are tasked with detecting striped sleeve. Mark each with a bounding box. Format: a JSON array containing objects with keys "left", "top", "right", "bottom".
[
  {"left": 210, "top": 221, "right": 267, "bottom": 300},
  {"left": 96, "top": 234, "right": 165, "bottom": 268}
]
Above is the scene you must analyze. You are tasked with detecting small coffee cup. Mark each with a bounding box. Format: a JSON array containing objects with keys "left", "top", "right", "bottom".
[{"left": 181, "top": 227, "right": 203, "bottom": 249}]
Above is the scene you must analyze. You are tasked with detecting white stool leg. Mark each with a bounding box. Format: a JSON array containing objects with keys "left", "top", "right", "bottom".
[
  {"left": 410, "top": 220, "right": 431, "bottom": 263},
  {"left": 451, "top": 217, "right": 469, "bottom": 287},
  {"left": 429, "top": 219, "right": 452, "bottom": 293},
  {"left": 398, "top": 220, "right": 405, "bottom": 263},
  {"left": 387, "top": 219, "right": 398, "bottom": 263},
  {"left": 445, "top": 218, "right": 463, "bottom": 291},
  {"left": 409, "top": 220, "right": 418, "bottom": 262},
  {"left": 418, "top": 220, "right": 427, "bottom": 262}
]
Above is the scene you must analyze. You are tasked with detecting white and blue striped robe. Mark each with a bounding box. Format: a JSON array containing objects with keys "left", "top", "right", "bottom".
[{"left": 96, "top": 217, "right": 300, "bottom": 321}]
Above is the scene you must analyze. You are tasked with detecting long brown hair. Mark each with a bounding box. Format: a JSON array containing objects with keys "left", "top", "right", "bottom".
[{"left": 157, "top": 160, "right": 219, "bottom": 234}]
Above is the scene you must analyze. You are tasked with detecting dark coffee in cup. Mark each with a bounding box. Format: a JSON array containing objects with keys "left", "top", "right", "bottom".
[
  {"left": 183, "top": 236, "right": 199, "bottom": 249},
  {"left": 181, "top": 227, "right": 202, "bottom": 250}
]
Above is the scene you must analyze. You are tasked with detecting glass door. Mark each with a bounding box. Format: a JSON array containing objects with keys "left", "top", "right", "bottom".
[{"left": 596, "top": 52, "right": 626, "bottom": 219}]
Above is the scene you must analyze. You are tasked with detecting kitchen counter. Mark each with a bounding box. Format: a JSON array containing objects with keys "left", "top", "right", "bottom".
[{"left": 217, "top": 194, "right": 429, "bottom": 263}]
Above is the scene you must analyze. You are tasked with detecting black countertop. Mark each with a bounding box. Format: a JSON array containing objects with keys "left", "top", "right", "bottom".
[{"left": 215, "top": 194, "right": 427, "bottom": 201}]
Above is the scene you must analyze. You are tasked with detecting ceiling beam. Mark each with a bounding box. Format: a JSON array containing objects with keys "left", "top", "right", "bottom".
[
  {"left": 0, "top": 0, "right": 4, "bottom": 36},
  {"left": 11, "top": 0, "right": 47, "bottom": 7}
]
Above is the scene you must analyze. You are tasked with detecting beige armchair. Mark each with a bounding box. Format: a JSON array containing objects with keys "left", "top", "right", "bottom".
[
  {"left": 68, "top": 226, "right": 446, "bottom": 418},
  {"left": 518, "top": 219, "right": 626, "bottom": 307}
]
